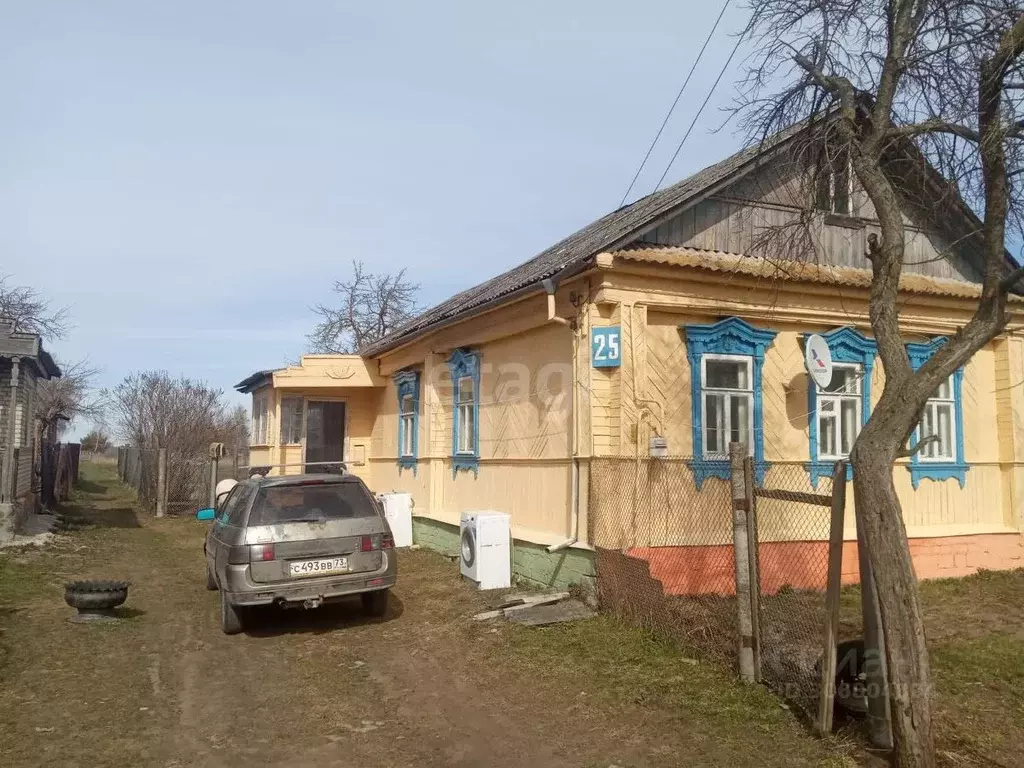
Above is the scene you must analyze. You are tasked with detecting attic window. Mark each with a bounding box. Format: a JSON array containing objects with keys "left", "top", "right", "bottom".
[{"left": 815, "top": 148, "right": 852, "bottom": 216}]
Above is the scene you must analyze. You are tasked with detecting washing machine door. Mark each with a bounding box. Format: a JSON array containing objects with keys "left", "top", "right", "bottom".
[{"left": 461, "top": 525, "right": 476, "bottom": 570}]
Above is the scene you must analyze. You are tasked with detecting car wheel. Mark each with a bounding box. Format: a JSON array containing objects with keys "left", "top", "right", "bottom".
[
  {"left": 220, "top": 591, "right": 245, "bottom": 635},
  {"left": 205, "top": 565, "right": 218, "bottom": 591},
  {"left": 361, "top": 589, "right": 389, "bottom": 618}
]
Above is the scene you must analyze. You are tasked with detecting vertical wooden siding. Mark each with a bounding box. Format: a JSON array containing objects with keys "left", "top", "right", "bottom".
[
  {"left": 591, "top": 298, "right": 1017, "bottom": 542},
  {"left": 636, "top": 152, "right": 980, "bottom": 282},
  {"left": 369, "top": 321, "right": 575, "bottom": 539}
]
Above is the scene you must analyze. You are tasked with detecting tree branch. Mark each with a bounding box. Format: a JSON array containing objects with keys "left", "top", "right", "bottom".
[
  {"left": 895, "top": 434, "right": 939, "bottom": 460},
  {"left": 888, "top": 119, "right": 981, "bottom": 142}
]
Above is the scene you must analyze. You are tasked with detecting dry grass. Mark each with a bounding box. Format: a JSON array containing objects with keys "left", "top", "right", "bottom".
[
  {"left": 0, "top": 462, "right": 861, "bottom": 767},
  {"left": 1, "top": 462, "right": 1019, "bottom": 767}
]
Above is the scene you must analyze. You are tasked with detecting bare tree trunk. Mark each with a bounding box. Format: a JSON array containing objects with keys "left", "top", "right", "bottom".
[{"left": 853, "top": 395, "right": 935, "bottom": 768}]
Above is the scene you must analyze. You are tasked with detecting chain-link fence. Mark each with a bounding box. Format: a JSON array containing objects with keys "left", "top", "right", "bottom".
[
  {"left": 589, "top": 456, "right": 738, "bottom": 665},
  {"left": 753, "top": 461, "right": 839, "bottom": 720},
  {"left": 590, "top": 455, "right": 848, "bottom": 725},
  {"left": 165, "top": 455, "right": 211, "bottom": 515},
  {"left": 117, "top": 447, "right": 232, "bottom": 515}
]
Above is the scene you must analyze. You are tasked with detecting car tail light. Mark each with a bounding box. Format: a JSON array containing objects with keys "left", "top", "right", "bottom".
[
  {"left": 361, "top": 534, "right": 391, "bottom": 552},
  {"left": 249, "top": 543, "right": 275, "bottom": 562}
]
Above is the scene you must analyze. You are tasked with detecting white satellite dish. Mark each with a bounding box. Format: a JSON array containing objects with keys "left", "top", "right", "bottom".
[{"left": 805, "top": 334, "right": 833, "bottom": 389}]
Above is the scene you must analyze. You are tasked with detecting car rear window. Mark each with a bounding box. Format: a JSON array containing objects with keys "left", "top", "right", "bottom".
[{"left": 248, "top": 482, "right": 378, "bottom": 526}]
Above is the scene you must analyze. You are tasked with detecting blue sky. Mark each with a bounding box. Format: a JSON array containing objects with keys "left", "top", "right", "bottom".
[{"left": 1, "top": 1, "right": 751, "bottom": 437}]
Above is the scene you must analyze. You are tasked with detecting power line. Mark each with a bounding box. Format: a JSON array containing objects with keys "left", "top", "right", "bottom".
[
  {"left": 618, "top": 0, "right": 733, "bottom": 208},
  {"left": 653, "top": 29, "right": 746, "bottom": 193}
]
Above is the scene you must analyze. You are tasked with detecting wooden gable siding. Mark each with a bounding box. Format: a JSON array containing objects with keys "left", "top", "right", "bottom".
[{"left": 637, "top": 153, "right": 981, "bottom": 283}]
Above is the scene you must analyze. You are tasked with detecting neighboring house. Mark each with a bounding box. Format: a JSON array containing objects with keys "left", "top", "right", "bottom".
[
  {"left": 0, "top": 319, "right": 61, "bottom": 538},
  {"left": 238, "top": 120, "right": 1024, "bottom": 590}
]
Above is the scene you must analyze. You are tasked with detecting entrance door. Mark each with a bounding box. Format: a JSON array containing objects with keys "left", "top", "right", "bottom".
[{"left": 304, "top": 401, "right": 346, "bottom": 473}]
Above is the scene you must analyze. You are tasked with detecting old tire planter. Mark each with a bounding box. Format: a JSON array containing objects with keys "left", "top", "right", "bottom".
[{"left": 65, "top": 580, "right": 129, "bottom": 621}]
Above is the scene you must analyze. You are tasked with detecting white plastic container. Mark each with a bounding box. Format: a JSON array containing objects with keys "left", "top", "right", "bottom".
[{"left": 378, "top": 492, "right": 414, "bottom": 548}]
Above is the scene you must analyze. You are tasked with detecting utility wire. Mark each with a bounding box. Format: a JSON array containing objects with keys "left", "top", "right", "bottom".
[
  {"left": 618, "top": 0, "right": 733, "bottom": 208},
  {"left": 653, "top": 29, "right": 746, "bottom": 193}
]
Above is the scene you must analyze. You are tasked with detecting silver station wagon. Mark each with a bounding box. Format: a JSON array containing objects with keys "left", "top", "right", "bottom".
[{"left": 202, "top": 473, "right": 397, "bottom": 634}]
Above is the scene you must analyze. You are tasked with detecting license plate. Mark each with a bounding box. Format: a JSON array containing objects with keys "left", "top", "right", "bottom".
[{"left": 289, "top": 557, "right": 348, "bottom": 578}]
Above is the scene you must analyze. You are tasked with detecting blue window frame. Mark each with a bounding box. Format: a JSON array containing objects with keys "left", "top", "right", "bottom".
[
  {"left": 682, "top": 317, "right": 777, "bottom": 488},
  {"left": 805, "top": 327, "right": 876, "bottom": 488},
  {"left": 394, "top": 370, "right": 419, "bottom": 474},
  {"left": 906, "top": 337, "right": 968, "bottom": 489},
  {"left": 448, "top": 348, "right": 480, "bottom": 477}
]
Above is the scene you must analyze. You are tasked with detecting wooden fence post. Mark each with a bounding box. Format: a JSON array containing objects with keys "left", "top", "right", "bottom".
[
  {"left": 817, "top": 460, "right": 848, "bottom": 735},
  {"left": 729, "top": 442, "right": 755, "bottom": 683},
  {"left": 743, "top": 455, "right": 761, "bottom": 682},
  {"left": 156, "top": 448, "right": 167, "bottom": 518},
  {"left": 208, "top": 457, "right": 218, "bottom": 510},
  {"left": 856, "top": 497, "right": 894, "bottom": 749}
]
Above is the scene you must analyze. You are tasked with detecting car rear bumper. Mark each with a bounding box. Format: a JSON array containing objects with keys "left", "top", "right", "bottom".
[{"left": 223, "top": 553, "right": 397, "bottom": 606}]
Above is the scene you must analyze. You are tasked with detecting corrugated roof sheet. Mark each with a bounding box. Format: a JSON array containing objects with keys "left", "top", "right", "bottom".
[
  {"left": 360, "top": 123, "right": 809, "bottom": 357},
  {"left": 613, "top": 246, "right": 1024, "bottom": 301},
  {"left": 234, "top": 369, "right": 276, "bottom": 393}
]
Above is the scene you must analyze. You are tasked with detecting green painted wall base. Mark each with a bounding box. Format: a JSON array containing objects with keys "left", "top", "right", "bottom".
[
  {"left": 411, "top": 517, "right": 461, "bottom": 558},
  {"left": 411, "top": 517, "right": 595, "bottom": 591}
]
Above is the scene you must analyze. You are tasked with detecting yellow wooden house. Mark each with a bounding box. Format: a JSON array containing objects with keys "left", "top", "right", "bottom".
[{"left": 238, "top": 121, "right": 1024, "bottom": 591}]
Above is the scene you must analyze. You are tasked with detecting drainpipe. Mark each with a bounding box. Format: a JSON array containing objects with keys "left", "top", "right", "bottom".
[
  {"left": 542, "top": 278, "right": 580, "bottom": 554},
  {"left": 543, "top": 278, "right": 571, "bottom": 327}
]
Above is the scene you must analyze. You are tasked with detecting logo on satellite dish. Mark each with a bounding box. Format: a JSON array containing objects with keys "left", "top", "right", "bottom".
[{"left": 805, "top": 334, "right": 834, "bottom": 389}]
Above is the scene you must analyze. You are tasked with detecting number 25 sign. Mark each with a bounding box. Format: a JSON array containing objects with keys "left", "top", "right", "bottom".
[{"left": 591, "top": 326, "right": 621, "bottom": 368}]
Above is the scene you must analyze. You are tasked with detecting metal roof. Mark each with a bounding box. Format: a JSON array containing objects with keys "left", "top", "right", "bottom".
[{"left": 234, "top": 369, "right": 276, "bottom": 394}]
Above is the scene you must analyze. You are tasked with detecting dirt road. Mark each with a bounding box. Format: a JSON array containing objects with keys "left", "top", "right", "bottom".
[{"left": 0, "top": 463, "right": 852, "bottom": 767}]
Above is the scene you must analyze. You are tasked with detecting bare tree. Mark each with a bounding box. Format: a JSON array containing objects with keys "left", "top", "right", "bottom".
[
  {"left": 308, "top": 260, "right": 421, "bottom": 353},
  {"left": 107, "top": 372, "right": 251, "bottom": 505},
  {"left": 35, "top": 359, "right": 104, "bottom": 437},
  {"left": 0, "top": 274, "right": 70, "bottom": 339},
  {"left": 739, "top": 2, "right": 1024, "bottom": 765},
  {"left": 107, "top": 371, "right": 245, "bottom": 453},
  {"left": 81, "top": 428, "right": 112, "bottom": 455},
  {"left": 215, "top": 404, "right": 250, "bottom": 456}
]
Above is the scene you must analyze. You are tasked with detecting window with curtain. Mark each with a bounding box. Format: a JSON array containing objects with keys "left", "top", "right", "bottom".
[
  {"left": 456, "top": 377, "right": 475, "bottom": 454},
  {"left": 684, "top": 317, "right": 777, "bottom": 488},
  {"left": 701, "top": 356, "right": 753, "bottom": 458},
  {"left": 447, "top": 349, "right": 481, "bottom": 476},
  {"left": 394, "top": 370, "right": 420, "bottom": 471},
  {"left": 251, "top": 393, "right": 269, "bottom": 445},
  {"left": 905, "top": 337, "right": 968, "bottom": 488},
  {"left": 280, "top": 397, "right": 303, "bottom": 445},
  {"left": 917, "top": 376, "right": 956, "bottom": 462},
  {"left": 400, "top": 394, "right": 416, "bottom": 457},
  {"left": 816, "top": 364, "right": 862, "bottom": 460}
]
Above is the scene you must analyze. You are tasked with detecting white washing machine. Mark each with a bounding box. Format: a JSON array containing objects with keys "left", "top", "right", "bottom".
[{"left": 459, "top": 511, "right": 511, "bottom": 590}]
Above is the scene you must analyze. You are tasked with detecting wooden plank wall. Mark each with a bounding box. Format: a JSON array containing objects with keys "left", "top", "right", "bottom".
[{"left": 637, "top": 152, "right": 981, "bottom": 282}]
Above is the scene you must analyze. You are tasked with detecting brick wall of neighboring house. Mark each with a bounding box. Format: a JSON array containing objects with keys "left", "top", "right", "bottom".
[{"left": 628, "top": 532, "right": 1024, "bottom": 597}]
